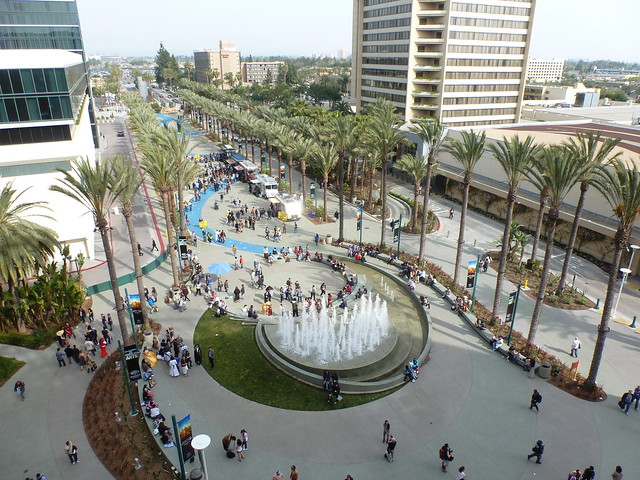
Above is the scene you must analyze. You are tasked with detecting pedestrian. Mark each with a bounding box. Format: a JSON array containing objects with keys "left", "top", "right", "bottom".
[
  {"left": 65, "top": 441, "right": 78, "bottom": 464},
  {"left": 530, "top": 389, "right": 542, "bottom": 412},
  {"left": 235, "top": 439, "right": 244, "bottom": 461},
  {"left": 457, "top": 466, "right": 467, "bottom": 480},
  {"left": 193, "top": 344, "right": 202, "bottom": 365},
  {"left": 99, "top": 337, "right": 108, "bottom": 358},
  {"left": 449, "top": 207, "right": 454, "bottom": 219},
  {"left": 36, "top": 473, "right": 47, "bottom": 480},
  {"left": 239, "top": 255, "right": 244, "bottom": 270},
  {"left": 137, "top": 243, "right": 143, "bottom": 256},
  {"left": 570, "top": 336, "right": 581, "bottom": 357},
  {"left": 107, "top": 314, "right": 113, "bottom": 331},
  {"left": 290, "top": 465, "right": 299, "bottom": 480},
  {"left": 582, "top": 466, "right": 596, "bottom": 480},
  {"left": 619, "top": 389, "right": 633, "bottom": 414},
  {"left": 56, "top": 347, "right": 67, "bottom": 367},
  {"left": 385, "top": 435, "right": 396, "bottom": 462},
  {"left": 383, "top": 420, "right": 390, "bottom": 443},
  {"left": 240, "top": 429, "right": 248, "bottom": 450},
  {"left": 633, "top": 385, "right": 640, "bottom": 411},
  {"left": 208, "top": 347, "right": 215, "bottom": 369},
  {"left": 611, "top": 465, "right": 623, "bottom": 480},
  {"left": 14, "top": 380, "right": 25, "bottom": 400},
  {"left": 314, "top": 233, "right": 319, "bottom": 246},
  {"left": 151, "top": 239, "right": 159, "bottom": 252},
  {"left": 568, "top": 469, "right": 581, "bottom": 480},
  {"left": 439, "top": 443, "right": 453, "bottom": 472},
  {"left": 294, "top": 222, "right": 298, "bottom": 233},
  {"left": 273, "top": 470, "right": 284, "bottom": 480},
  {"left": 527, "top": 439, "right": 544, "bottom": 464}
]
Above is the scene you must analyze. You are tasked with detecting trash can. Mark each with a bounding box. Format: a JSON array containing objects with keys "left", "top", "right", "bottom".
[
  {"left": 325, "top": 235, "right": 333, "bottom": 245},
  {"left": 538, "top": 361, "right": 551, "bottom": 379}
]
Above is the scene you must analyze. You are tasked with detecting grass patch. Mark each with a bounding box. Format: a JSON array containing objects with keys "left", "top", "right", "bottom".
[
  {"left": 194, "top": 311, "right": 401, "bottom": 411},
  {"left": 0, "top": 356, "right": 25, "bottom": 387}
]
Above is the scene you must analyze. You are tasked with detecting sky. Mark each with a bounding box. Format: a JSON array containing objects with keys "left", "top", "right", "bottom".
[{"left": 76, "top": 0, "right": 640, "bottom": 63}]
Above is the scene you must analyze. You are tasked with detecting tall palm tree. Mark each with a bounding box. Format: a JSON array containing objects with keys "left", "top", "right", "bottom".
[
  {"left": 142, "top": 148, "right": 180, "bottom": 286},
  {"left": 586, "top": 161, "right": 640, "bottom": 387},
  {"left": 556, "top": 133, "right": 621, "bottom": 295},
  {"left": 489, "top": 135, "right": 541, "bottom": 318},
  {"left": 363, "top": 99, "right": 406, "bottom": 246},
  {"left": 109, "top": 155, "right": 150, "bottom": 329},
  {"left": 290, "top": 135, "right": 316, "bottom": 205},
  {"left": 396, "top": 154, "right": 429, "bottom": 231},
  {"left": 526, "top": 146, "right": 585, "bottom": 348},
  {"left": 51, "top": 158, "right": 131, "bottom": 344},
  {"left": 443, "top": 130, "right": 486, "bottom": 285},
  {"left": 311, "top": 142, "right": 338, "bottom": 222},
  {"left": 526, "top": 161, "right": 550, "bottom": 263},
  {"left": 409, "top": 119, "right": 447, "bottom": 262}
]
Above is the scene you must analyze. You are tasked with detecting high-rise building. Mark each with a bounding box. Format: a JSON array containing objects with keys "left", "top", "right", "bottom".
[
  {"left": 526, "top": 57, "right": 564, "bottom": 83},
  {"left": 352, "top": 0, "right": 537, "bottom": 126},
  {"left": 194, "top": 41, "right": 241, "bottom": 88},
  {"left": 242, "top": 61, "right": 284, "bottom": 85}
]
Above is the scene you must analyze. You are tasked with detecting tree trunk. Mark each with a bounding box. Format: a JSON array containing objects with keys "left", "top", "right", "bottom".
[
  {"left": 301, "top": 161, "right": 307, "bottom": 205},
  {"left": 453, "top": 176, "right": 470, "bottom": 285},
  {"left": 529, "top": 192, "right": 548, "bottom": 261},
  {"left": 177, "top": 174, "right": 188, "bottom": 236},
  {"left": 123, "top": 206, "right": 150, "bottom": 329},
  {"left": 162, "top": 192, "right": 180, "bottom": 285},
  {"left": 337, "top": 153, "right": 345, "bottom": 242},
  {"left": 527, "top": 209, "right": 559, "bottom": 348},
  {"left": 99, "top": 220, "right": 129, "bottom": 345},
  {"left": 418, "top": 161, "right": 435, "bottom": 262},
  {"left": 323, "top": 174, "right": 329, "bottom": 222},
  {"left": 349, "top": 156, "right": 358, "bottom": 201},
  {"left": 492, "top": 188, "right": 517, "bottom": 318},
  {"left": 288, "top": 159, "right": 294, "bottom": 194},
  {"left": 412, "top": 183, "right": 420, "bottom": 232},
  {"left": 366, "top": 167, "right": 374, "bottom": 209},
  {"left": 379, "top": 160, "right": 387, "bottom": 246},
  {"left": 267, "top": 144, "right": 273, "bottom": 177},
  {"left": 556, "top": 183, "right": 588, "bottom": 295},
  {"left": 586, "top": 228, "right": 625, "bottom": 387}
]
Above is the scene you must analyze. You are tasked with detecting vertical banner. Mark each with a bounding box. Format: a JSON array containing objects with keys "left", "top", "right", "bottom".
[
  {"left": 391, "top": 220, "right": 400, "bottom": 243},
  {"left": 128, "top": 293, "right": 143, "bottom": 325},
  {"left": 356, "top": 208, "right": 362, "bottom": 231},
  {"left": 466, "top": 260, "right": 477, "bottom": 289},
  {"left": 505, "top": 290, "right": 517, "bottom": 324},
  {"left": 178, "top": 414, "right": 195, "bottom": 462},
  {"left": 123, "top": 345, "right": 141, "bottom": 382},
  {"left": 178, "top": 236, "right": 188, "bottom": 261}
]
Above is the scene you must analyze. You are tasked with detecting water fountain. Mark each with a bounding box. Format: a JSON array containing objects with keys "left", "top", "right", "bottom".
[{"left": 277, "top": 294, "right": 390, "bottom": 365}]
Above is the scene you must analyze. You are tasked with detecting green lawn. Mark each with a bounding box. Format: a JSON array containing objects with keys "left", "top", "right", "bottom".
[
  {"left": 194, "top": 311, "right": 401, "bottom": 411},
  {"left": 0, "top": 356, "right": 25, "bottom": 387}
]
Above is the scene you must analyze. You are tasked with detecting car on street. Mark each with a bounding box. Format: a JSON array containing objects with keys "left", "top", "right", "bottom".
[{"left": 117, "top": 130, "right": 125, "bottom": 137}]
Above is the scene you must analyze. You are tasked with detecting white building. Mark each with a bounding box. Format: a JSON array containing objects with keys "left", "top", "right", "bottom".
[
  {"left": 352, "top": 0, "right": 537, "bottom": 126},
  {"left": 194, "top": 41, "right": 241, "bottom": 88},
  {"left": 526, "top": 57, "right": 565, "bottom": 83},
  {"left": 241, "top": 61, "right": 284, "bottom": 85},
  {"left": 0, "top": 50, "right": 96, "bottom": 258}
]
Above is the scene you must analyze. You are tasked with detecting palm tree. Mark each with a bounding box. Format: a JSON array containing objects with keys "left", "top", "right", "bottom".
[
  {"left": 224, "top": 72, "right": 236, "bottom": 89},
  {"left": 363, "top": 99, "right": 406, "bottom": 246},
  {"left": 142, "top": 148, "right": 180, "bottom": 286},
  {"left": 290, "top": 135, "right": 316, "bottom": 205},
  {"left": 556, "top": 133, "right": 621, "bottom": 295},
  {"left": 109, "top": 155, "right": 150, "bottom": 329},
  {"left": 50, "top": 158, "right": 131, "bottom": 344},
  {"left": 443, "top": 130, "right": 486, "bottom": 285},
  {"left": 526, "top": 161, "right": 550, "bottom": 263},
  {"left": 311, "top": 142, "right": 338, "bottom": 221},
  {"left": 409, "top": 119, "right": 446, "bottom": 262},
  {"left": 586, "top": 161, "right": 640, "bottom": 387},
  {"left": 489, "top": 135, "right": 541, "bottom": 318},
  {"left": 396, "top": 154, "right": 429, "bottom": 231},
  {"left": 526, "top": 146, "right": 585, "bottom": 348}
]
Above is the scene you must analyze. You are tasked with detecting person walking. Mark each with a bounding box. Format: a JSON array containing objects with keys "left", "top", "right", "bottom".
[
  {"left": 633, "top": 385, "right": 640, "bottom": 411},
  {"left": 582, "top": 466, "right": 596, "bottom": 480},
  {"left": 151, "top": 239, "right": 159, "bottom": 252},
  {"left": 383, "top": 419, "right": 390, "bottom": 443},
  {"left": 527, "top": 440, "right": 544, "bottom": 464},
  {"left": 570, "top": 337, "right": 581, "bottom": 357},
  {"left": 385, "top": 435, "right": 396, "bottom": 463},
  {"left": 619, "top": 390, "right": 633, "bottom": 415},
  {"left": 240, "top": 429, "right": 248, "bottom": 450},
  {"left": 193, "top": 344, "right": 202, "bottom": 365},
  {"left": 314, "top": 233, "right": 320, "bottom": 246},
  {"left": 273, "top": 470, "right": 284, "bottom": 480},
  {"left": 65, "top": 441, "right": 78, "bottom": 464},
  {"left": 290, "top": 465, "right": 299, "bottom": 480},
  {"left": 457, "top": 466, "right": 467, "bottom": 480},
  {"left": 439, "top": 443, "right": 453, "bottom": 472},
  {"left": 568, "top": 469, "right": 581, "bottom": 480},
  {"left": 235, "top": 439, "right": 244, "bottom": 461},
  {"left": 611, "top": 466, "right": 623, "bottom": 480},
  {"left": 208, "top": 347, "right": 215, "bottom": 369},
  {"left": 449, "top": 207, "right": 454, "bottom": 219},
  {"left": 56, "top": 348, "right": 67, "bottom": 367},
  {"left": 36, "top": 473, "right": 47, "bottom": 480},
  {"left": 137, "top": 243, "right": 144, "bottom": 256},
  {"left": 530, "top": 389, "right": 542, "bottom": 412},
  {"left": 14, "top": 380, "right": 25, "bottom": 400}
]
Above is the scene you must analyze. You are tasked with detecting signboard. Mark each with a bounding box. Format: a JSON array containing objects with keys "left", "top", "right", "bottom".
[
  {"left": 124, "top": 345, "right": 141, "bottom": 382},
  {"left": 466, "top": 260, "right": 477, "bottom": 289},
  {"left": 178, "top": 235, "right": 188, "bottom": 261},
  {"left": 178, "top": 414, "right": 195, "bottom": 462},
  {"left": 391, "top": 220, "right": 400, "bottom": 243},
  {"left": 128, "top": 294, "right": 143, "bottom": 325},
  {"left": 310, "top": 185, "right": 316, "bottom": 199},
  {"left": 356, "top": 208, "right": 362, "bottom": 231},
  {"left": 505, "top": 290, "right": 517, "bottom": 324}
]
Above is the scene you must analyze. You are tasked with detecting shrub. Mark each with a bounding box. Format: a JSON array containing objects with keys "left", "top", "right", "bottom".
[{"left": 0, "top": 328, "right": 57, "bottom": 349}]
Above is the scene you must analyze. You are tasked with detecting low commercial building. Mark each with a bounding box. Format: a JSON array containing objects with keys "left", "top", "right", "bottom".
[
  {"left": 241, "top": 61, "right": 283, "bottom": 85},
  {"left": 526, "top": 57, "right": 565, "bottom": 83},
  {"left": 523, "top": 83, "right": 600, "bottom": 107}
]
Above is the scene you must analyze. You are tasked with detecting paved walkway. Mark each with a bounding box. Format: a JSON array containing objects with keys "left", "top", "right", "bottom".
[{"left": 1, "top": 115, "right": 640, "bottom": 480}]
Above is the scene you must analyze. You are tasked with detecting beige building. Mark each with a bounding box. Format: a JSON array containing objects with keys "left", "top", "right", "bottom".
[
  {"left": 242, "top": 61, "right": 284, "bottom": 85},
  {"left": 194, "top": 41, "right": 241, "bottom": 88},
  {"left": 526, "top": 57, "right": 565, "bottom": 82},
  {"left": 351, "top": 0, "right": 537, "bottom": 127}
]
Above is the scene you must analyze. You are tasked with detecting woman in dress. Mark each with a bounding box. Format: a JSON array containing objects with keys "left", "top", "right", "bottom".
[
  {"left": 180, "top": 356, "right": 189, "bottom": 377},
  {"left": 99, "top": 337, "right": 108, "bottom": 358},
  {"left": 168, "top": 357, "right": 180, "bottom": 377}
]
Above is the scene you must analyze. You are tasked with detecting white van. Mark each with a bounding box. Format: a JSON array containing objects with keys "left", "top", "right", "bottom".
[{"left": 255, "top": 174, "right": 279, "bottom": 198}]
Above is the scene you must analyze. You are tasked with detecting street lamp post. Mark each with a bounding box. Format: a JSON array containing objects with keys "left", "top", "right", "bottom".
[
  {"left": 612, "top": 267, "right": 632, "bottom": 320},
  {"left": 191, "top": 434, "right": 211, "bottom": 480}
]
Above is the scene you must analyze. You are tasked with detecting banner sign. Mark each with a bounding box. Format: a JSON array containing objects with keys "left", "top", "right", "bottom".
[
  {"left": 505, "top": 290, "right": 517, "bottom": 324},
  {"left": 356, "top": 208, "right": 362, "bottom": 231},
  {"left": 124, "top": 345, "right": 141, "bottom": 382},
  {"left": 178, "top": 414, "right": 195, "bottom": 462},
  {"left": 466, "top": 260, "right": 477, "bottom": 289},
  {"left": 128, "top": 293, "right": 143, "bottom": 325}
]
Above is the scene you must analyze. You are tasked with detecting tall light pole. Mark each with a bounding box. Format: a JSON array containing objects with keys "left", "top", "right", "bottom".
[
  {"left": 191, "top": 434, "right": 211, "bottom": 480},
  {"left": 612, "top": 267, "right": 632, "bottom": 320}
]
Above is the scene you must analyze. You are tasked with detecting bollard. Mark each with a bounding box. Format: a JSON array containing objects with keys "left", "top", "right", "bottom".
[
  {"left": 473, "top": 239, "right": 477, "bottom": 247},
  {"left": 447, "top": 231, "right": 450, "bottom": 238},
  {"left": 523, "top": 279, "right": 529, "bottom": 289},
  {"left": 595, "top": 298, "right": 601, "bottom": 310},
  {"left": 630, "top": 316, "right": 638, "bottom": 329}
]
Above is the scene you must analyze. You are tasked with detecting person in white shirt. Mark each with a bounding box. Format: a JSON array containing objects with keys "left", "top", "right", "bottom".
[{"left": 570, "top": 337, "right": 581, "bottom": 357}]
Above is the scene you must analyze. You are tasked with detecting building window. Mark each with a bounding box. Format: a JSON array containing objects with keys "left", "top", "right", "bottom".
[{"left": 0, "top": 124, "right": 71, "bottom": 145}]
